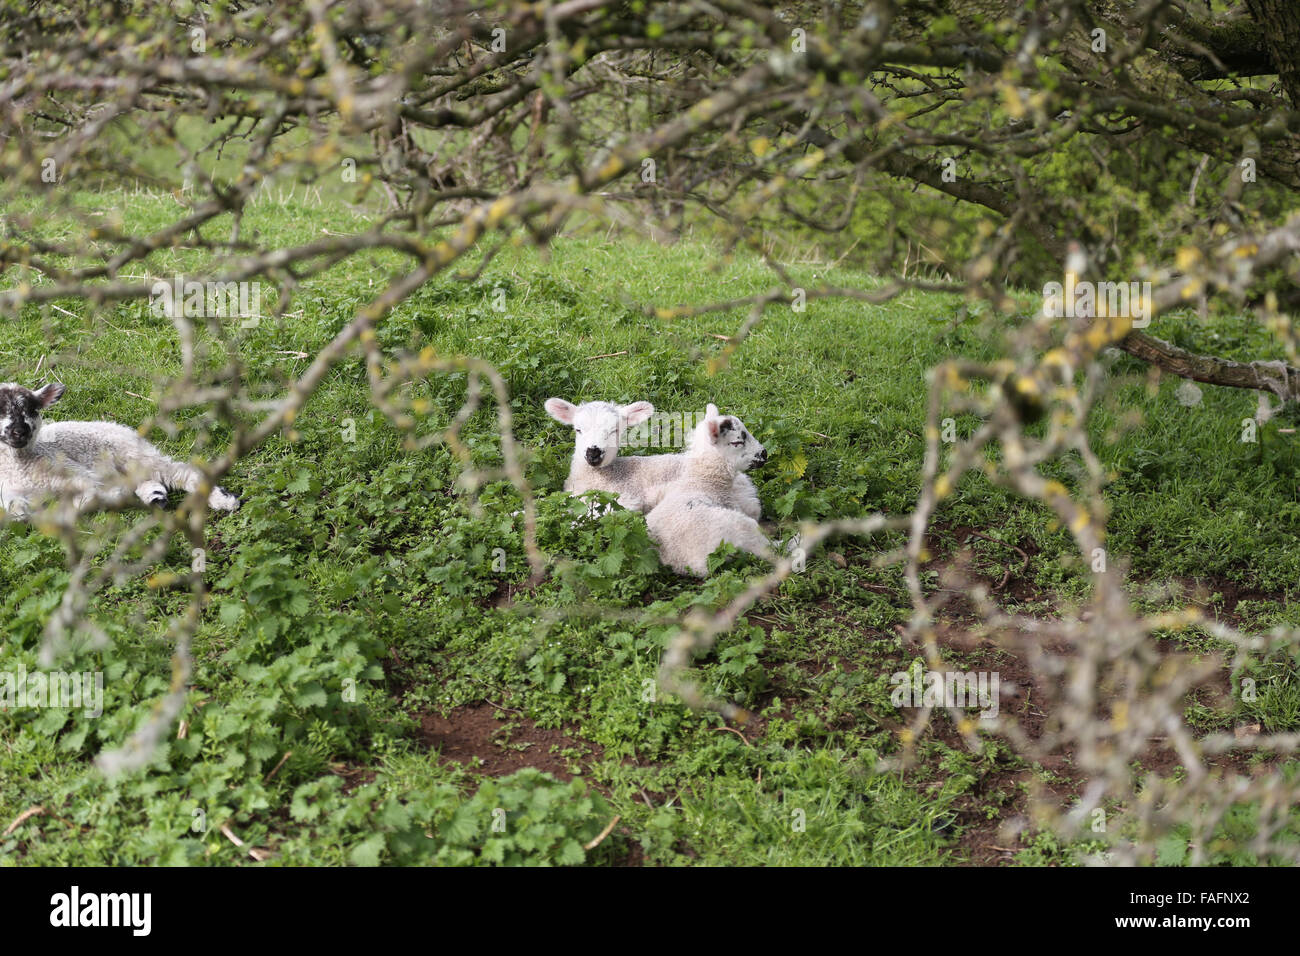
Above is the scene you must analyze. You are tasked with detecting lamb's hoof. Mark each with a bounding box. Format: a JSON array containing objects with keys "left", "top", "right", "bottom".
[{"left": 209, "top": 488, "right": 241, "bottom": 512}]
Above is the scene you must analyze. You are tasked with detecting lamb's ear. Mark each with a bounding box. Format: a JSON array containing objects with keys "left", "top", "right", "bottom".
[
  {"left": 33, "top": 383, "right": 65, "bottom": 408},
  {"left": 544, "top": 397, "right": 576, "bottom": 424},
  {"left": 705, "top": 417, "right": 721, "bottom": 442},
  {"left": 705, "top": 403, "right": 720, "bottom": 419},
  {"left": 621, "top": 401, "right": 654, "bottom": 426}
]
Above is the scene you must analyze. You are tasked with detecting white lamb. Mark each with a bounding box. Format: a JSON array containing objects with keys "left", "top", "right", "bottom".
[
  {"left": 0, "top": 382, "right": 241, "bottom": 518},
  {"left": 544, "top": 397, "right": 762, "bottom": 518},
  {"left": 645, "top": 404, "right": 774, "bottom": 577}
]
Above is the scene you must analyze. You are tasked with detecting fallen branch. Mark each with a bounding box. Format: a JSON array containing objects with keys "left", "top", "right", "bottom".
[{"left": 583, "top": 815, "right": 621, "bottom": 851}]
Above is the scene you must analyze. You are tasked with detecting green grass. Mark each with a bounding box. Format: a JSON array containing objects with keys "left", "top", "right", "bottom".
[{"left": 2, "top": 189, "right": 1299, "bottom": 865}]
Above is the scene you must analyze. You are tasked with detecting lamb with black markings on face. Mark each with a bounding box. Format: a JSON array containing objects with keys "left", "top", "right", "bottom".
[
  {"left": 0, "top": 381, "right": 240, "bottom": 519},
  {"left": 0, "top": 381, "right": 52, "bottom": 450},
  {"left": 645, "top": 403, "right": 773, "bottom": 577}
]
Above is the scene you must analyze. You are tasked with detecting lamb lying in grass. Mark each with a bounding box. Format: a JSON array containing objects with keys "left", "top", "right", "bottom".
[
  {"left": 0, "top": 382, "right": 240, "bottom": 518},
  {"left": 645, "top": 404, "right": 774, "bottom": 577},
  {"left": 544, "top": 397, "right": 762, "bottom": 518}
]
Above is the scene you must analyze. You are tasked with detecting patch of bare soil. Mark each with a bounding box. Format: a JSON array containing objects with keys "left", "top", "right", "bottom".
[
  {"left": 476, "top": 578, "right": 543, "bottom": 610},
  {"left": 415, "top": 702, "right": 600, "bottom": 780},
  {"left": 407, "top": 701, "right": 661, "bottom": 864},
  {"left": 384, "top": 524, "right": 1287, "bottom": 868},
  {"left": 1159, "top": 575, "right": 1289, "bottom": 628},
  {"left": 920, "top": 626, "right": 1080, "bottom": 866},
  {"left": 914, "top": 530, "right": 1284, "bottom": 865},
  {"left": 330, "top": 762, "right": 379, "bottom": 794}
]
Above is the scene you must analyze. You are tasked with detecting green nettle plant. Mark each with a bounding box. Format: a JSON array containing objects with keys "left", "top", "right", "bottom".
[{"left": 337, "top": 770, "right": 614, "bottom": 866}]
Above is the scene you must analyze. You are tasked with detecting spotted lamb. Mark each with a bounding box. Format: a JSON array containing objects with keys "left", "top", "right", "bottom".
[
  {"left": 0, "top": 382, "right": 240, "bottom": 519},
  {"left": 645, "top": 404, "right": 773, "bottom": 576}
]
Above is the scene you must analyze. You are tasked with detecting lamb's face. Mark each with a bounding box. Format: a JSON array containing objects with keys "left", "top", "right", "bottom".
[
  {"left": 545, "top": 398, "right": 655, "bottom": 469},
  {"left": 572, "top": 403, "right": 622, "bottom": 467},
  {"left": 696, "top": 404, "right": 767, "bottom": 471},
  {"left": 0, "top": 383, "right": 64, "bottom": 450}
]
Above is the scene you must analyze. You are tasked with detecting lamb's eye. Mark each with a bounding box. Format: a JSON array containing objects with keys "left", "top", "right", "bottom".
[
  {"left": 575, "top": 428, "right": 583, "bottom": 435},
  {"left": 730, "top": 440, "right": 745, "bottom": 447}
]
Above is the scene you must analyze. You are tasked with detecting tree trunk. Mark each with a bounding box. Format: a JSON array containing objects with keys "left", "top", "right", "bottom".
[{"left": 1245, "top": 0, "right": 1300, "bottom": 106}]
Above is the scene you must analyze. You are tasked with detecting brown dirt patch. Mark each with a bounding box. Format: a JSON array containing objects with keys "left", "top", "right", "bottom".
[
  {"left": 1160, "top": 575, "right": 1289, "bottom": 629},
  {"left": 416, "top": 702, "right": 600, "bottom": 779},
  {"left": 898, "top": 527, "right": 1289, "bottom": 864},
  {"left": 329, "top": 762, "right": 379, "bottom": 794}
]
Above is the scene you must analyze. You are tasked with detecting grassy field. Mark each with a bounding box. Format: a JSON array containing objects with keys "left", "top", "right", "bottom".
[{"left": 2, "top": 189, "right": 1299, "bottom": 865}]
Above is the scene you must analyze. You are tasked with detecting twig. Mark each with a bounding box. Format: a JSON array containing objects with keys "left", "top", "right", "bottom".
[
  {"left": 584, "top": 350, "right": 628, "bottom": 360},
  {"left": 467, "top": 677, "right": 526, "bottom": 716},
  {"left": 830, "top": 236, "right": 862, "bottom": 269},
  {"left": 264, "top": 750, "right": 292, "bottom": 782},
  {"left": 3, "top": 805, "right": 46, "bottom": 836},
  {"left": 962, "top": 530, "right": 1030, "bottom": 592},
  {"left": 583, "top": 815, "right": 621, "bottom": 851},
  {"left": 714, "top": 725, "right": 753, "bottom": 746},
  {"left": 220, "top": 822, "right": 275, "bottom": 861}
]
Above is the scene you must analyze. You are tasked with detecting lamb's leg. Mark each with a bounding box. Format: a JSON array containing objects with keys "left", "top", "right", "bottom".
[
  {"left": 615, "top": 491, "right": 644, "bottom": 513},
  {"left": 58, "top": 462, "right": 119, "bottom": 511},
  {"left": 655, "top": 538, "right": 700, "bottom": 577},
  {"left": 164, "top": 459, "right": 241, "bottom": 512},
  {"left": 637, "top": 485, "right": 667, "bottom": 513},
  {"left": 135, "top": 480, "right": 169, "bottom": 506},
  {"left": 720, "top": 512, "right": 775, "bottom": 564},
  {"left": 731, "top": 475, "right": 761, "bottom": 520},
  {"left": 0, "top": 486, "right": 31, "bottom": 519},
  {"left": 654, "top": 505, "right": 774, "bottom": 577},
  {"left": 3, "top": 467, "right": 118, "bottom": 519}
]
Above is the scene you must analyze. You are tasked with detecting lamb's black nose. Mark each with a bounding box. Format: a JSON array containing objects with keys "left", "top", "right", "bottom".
[
  {"left": 585, "top": 447, "right": 603, "bottom": 466},
  {"left": 753, "top": 449, "right": 767, "bottom": 466}
]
